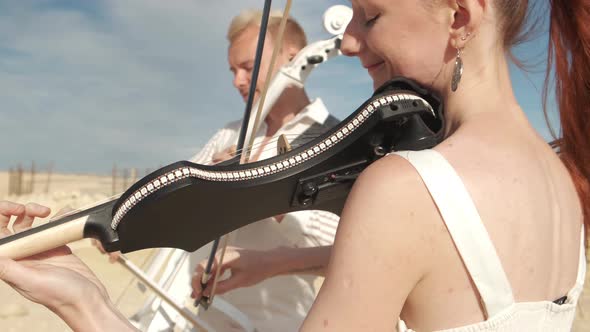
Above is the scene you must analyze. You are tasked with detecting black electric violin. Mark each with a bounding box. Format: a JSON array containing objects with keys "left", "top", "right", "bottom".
[{"left": 0, "top": 77, "right": 444, "bottom": 260}]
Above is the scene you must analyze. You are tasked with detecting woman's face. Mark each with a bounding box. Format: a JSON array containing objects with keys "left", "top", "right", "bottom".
[{"left": 342, "top": 0, "right": 454, "bottom": 91}]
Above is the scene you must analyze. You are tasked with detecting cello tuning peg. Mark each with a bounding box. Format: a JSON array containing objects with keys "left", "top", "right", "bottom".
[
  {"left": 307, "top": 55, "right": 324, "bottom": 65},
  {"left": 323, "top": 5, "right": 353, "bottom": 36}
]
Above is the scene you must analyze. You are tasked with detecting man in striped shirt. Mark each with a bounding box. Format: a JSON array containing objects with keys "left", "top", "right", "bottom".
[
  {"left": 88, "top": 9, "right": 339, "bottom": 332},
  {"left": 186, "top": 9, "right": 340, "bottom": 332}
]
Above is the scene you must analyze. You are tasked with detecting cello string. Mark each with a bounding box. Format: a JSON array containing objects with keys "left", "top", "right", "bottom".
[
  {"left": 196, "top": 0, "right": 276, "bottom": 308},
  {"left": 212, "top": 133, "right": 323, "bottom": 163},
  {"left": 206, "top": 0, "right": 294, "bottom": 307}
]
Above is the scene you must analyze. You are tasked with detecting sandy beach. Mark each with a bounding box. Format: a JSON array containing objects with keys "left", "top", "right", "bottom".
[
  {"left": 0, "top": 171, "right": 588, "bottom": 331},
  {"left": 0, "top": 171, "right": 155, "bottom": 331}
]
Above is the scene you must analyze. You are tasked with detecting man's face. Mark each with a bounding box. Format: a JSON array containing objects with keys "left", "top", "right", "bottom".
[{"left": 228, "top": 25, "right": 292, "bottom": 103}]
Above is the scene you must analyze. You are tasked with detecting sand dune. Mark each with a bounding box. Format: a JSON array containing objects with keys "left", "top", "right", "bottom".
[{"left": 0, "top": 171, "right": 588, "bottom": 331}]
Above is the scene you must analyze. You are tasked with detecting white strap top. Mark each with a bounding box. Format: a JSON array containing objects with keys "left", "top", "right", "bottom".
[{"left": 392, "top": 150, "right": 586, "bottom": 332}]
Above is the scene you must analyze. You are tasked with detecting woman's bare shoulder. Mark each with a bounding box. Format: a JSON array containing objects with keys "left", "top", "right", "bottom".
[
  {"left": 304, "top": 154, "right": 448, "bottom": 330},
  {"left": 346, "top": 152, "right": 439, "bottom": 216},
  {"left": 336, "top": 152, "right": 448, "bottom": 269}
]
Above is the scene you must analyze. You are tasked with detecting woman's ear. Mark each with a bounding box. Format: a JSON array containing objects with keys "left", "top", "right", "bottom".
[{"left": 449, "top": 0, "right": 485, "bottom": 49}]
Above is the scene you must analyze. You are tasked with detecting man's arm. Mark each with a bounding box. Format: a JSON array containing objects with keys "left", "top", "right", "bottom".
[
  {"left": 190, "top": 122, "right": 240, "bottom": 164},
  {"left": 274, "top": 245, "right": 332, "bottom": 277},
  {"left": 191, "top": 245, "right": 333, "bottom": 298},
  {"left": 291, "top": 210, "right": 339, "bottom": 246}
]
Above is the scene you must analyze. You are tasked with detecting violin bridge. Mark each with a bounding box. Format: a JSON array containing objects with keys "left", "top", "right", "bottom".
[{"left": 277, "top": 134, "right": 292, "bottom": 155}]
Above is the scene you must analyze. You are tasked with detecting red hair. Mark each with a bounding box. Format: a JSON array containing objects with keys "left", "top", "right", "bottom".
[
  {"left": 545, "top": 0, "right": 590, "bottom": 239},
  {"left": 498, "top": 0, "right": 590, "bottom": 239}
]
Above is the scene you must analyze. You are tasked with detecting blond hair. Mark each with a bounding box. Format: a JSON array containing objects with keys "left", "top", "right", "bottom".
[{"left": 227, "top": 9, "right": 307, "bottom": 50}]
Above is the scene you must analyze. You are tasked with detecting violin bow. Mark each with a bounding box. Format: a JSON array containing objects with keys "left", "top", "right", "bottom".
[{"left": 196, "top": 0, "right": 293, "bottom": 309}]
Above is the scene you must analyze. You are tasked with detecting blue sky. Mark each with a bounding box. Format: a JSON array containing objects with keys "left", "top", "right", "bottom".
[{"left": 0, "top": 0, "right": 557, "bottom": 174}]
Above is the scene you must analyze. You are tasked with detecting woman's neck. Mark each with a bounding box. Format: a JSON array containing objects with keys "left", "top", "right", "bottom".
[{"left": 440, "top": 46, "right": 522, "bottom": 138}]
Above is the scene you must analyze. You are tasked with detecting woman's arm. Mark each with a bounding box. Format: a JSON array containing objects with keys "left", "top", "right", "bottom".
[
  {"left": 300, "top": 155, "right": 433, "bottom": 331},
  {"left": 54, "top": 290, "right": 137, "bottom": 332},
  {"left": 0, "top": 201, "right": 137, "bottom": 332}
]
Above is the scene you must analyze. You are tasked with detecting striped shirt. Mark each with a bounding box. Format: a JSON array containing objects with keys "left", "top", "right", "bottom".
[
  {"left": 186, "top": 98, "right": 340, "bottom": 332},
  {"left": 189, "top": 98, "right": 339, "bottom": 247}
]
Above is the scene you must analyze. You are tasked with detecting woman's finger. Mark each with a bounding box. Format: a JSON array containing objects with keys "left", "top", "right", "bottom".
[
  {"left": 107, "top": 251, "right": 121, "bottom": 263},
  {"left": 0, "top": 201, "right": 24, "bottom": 236},
  {"left": 13, "top": 203, "right": 50, "bottom": 233},
  {"left": 91, "top": 239, "right": 107, "bottom": 254},
  {"left": 25, "top": 245, "right": 73, "bottom": 261},
  {"left": 0, "top": 256, "right": 30, "bottom": 286}
]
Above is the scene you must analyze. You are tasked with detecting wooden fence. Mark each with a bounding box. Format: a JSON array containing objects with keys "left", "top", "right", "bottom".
[
  {"left": 111, "top": 165, "right": 155, "bottom": 195},
  {"left": 7, "top": 162, "right": 53, "bottom": 196},
  {"left": 6, "top": 162, "right": 155, "bottom": 197}
]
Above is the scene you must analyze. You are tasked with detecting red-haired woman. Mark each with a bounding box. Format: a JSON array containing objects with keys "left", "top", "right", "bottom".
[{"left": 1, "top": 1, "right": 588, "bottom": 330}]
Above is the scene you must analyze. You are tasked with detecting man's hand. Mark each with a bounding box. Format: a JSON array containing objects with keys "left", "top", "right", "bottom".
[
  {"left": 189, "top": 245, "right": 332, "bottom": 301},
  {"left": 190, "top": 246, "right": 280, "bottom": 299},
  {"left": 212, "top": 145, "right": 237, "bottom": 164}
]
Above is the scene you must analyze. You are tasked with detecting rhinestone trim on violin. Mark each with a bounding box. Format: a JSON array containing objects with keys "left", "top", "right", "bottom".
[{"left": 111, "top": 93, "right": 433, "bottom": 230}]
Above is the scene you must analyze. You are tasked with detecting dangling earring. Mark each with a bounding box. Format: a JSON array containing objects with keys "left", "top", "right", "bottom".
[
  {"left": 451, "top": 48, "right": 463, "bottom": 92},
  {"left": 452, "top": 32, "right": 470, "bottom": 92}
]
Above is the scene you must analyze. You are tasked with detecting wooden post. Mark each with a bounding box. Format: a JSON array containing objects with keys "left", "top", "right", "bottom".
[
  {"left": 16, "top": 164, "right": 23, "bottom": 196},
  {"left": 130, "top": 168, "right": 137, "bottom": 186},
  {"left": 45, "top": 162, "right": 53, "bottom": 194},
  {"left": 8, "top": 167, "right": 13, "bottom": 196},
  {"left": 122, "top": 168, "right": 128, "bottom": 191},
  {"left": 112, "top": 164, "right": 118, "bottom": 196},
  {"left": 29, "top": 161, "right": 36, "bottom": 194}
]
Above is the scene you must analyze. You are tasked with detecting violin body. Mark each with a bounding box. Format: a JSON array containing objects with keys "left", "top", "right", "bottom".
[
  {"left": 0, "top": 78, "right": 444, "bottom": 259},
  {"left": 105, "top": 78, "right": 444, "bottom": 253}
]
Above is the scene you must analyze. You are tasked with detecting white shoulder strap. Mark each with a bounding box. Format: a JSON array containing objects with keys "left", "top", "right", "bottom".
[
  {"left": 568, "top": 227, "right": 587, "bottom": 303},
  {"left": 393, "top": 150, "right": 515, "bottom": 318},
  {"left": 576, "top": 227, "right": 586, "bottom": 286}
]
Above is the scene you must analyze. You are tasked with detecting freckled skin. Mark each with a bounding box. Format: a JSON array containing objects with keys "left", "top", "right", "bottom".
[{"left": 300, "top": 0, "right": 582, "bottom": 329}]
